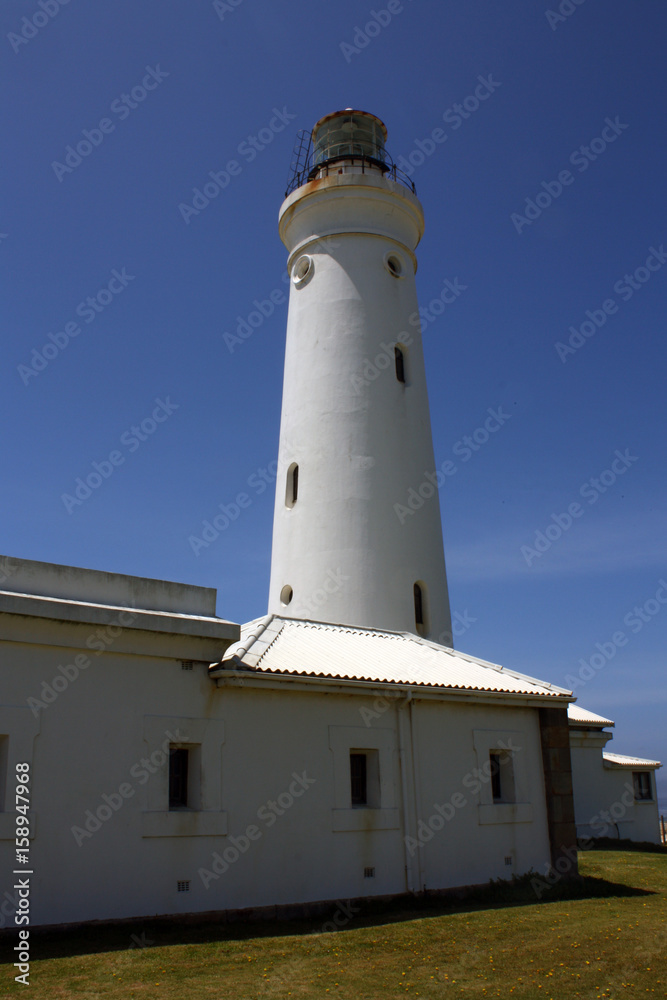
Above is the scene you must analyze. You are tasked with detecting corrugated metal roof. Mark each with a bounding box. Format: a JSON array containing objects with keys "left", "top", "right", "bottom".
[
  {"left": 603, "top": 751, "right": 662, "bottom": 769},
  {"left": 568, "top": 704, "right": 615, "bottom": 727},
  {"left": 212, "top": 615, "right": 572, "bottom": 700}
]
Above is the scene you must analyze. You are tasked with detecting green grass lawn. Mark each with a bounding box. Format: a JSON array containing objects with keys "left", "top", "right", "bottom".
[{"left": 3, "top": 848, "right": 666, "bottom": 998}]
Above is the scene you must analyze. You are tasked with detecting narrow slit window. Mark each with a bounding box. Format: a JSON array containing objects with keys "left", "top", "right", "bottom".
[
  {"left": 394, "top": 345, "right": 405, "bottom": 383},
  {"left": 169, "top": 748, "right": 189, "bottom": 810},
  {"left": 490, "top": 752, "right": 502, "bottom": 802},
  {"left": 350, "top": 753, "right": 367, "bottom": 806},
  {"left": 414, "top": 583, "right": 424, "bottom": 627},
  {"left": 286, "top": 462, "right": 299, "bottom": 508}
]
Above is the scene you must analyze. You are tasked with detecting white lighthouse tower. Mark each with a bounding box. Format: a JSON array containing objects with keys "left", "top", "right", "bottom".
[{"left": 268, "top": 110, "right": 452, "bottom": 645}]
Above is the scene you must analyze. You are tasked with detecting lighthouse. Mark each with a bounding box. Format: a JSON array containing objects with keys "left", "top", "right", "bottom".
[{"left": 268, "top": 109, "right": 453, "bottom": 645}]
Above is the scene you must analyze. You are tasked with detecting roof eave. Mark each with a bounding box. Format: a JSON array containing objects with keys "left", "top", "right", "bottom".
[{"left": 210, "top": 667, "right": 573, "bottom": 705}]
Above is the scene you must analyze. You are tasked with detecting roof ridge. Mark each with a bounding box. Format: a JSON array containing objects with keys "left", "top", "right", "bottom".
[
  {"left": 253, "top": 616, "right": 287, "bottom": 666},
  {"left": 218, "top": 613, "right": 275, "bottom": 667},
  {"left": 279, "top": 616, "right": 411, "bottom": 639},
  {"left": 407, "top": 632, "right": 572, "bottom": 694}
]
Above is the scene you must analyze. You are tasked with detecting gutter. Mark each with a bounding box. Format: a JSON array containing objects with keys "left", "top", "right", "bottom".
[
  {"left": 397, "top": 691, "right": 415, "bottom": 894},
  {"left": 409, "top": 695, "right": 425, "bottom": 892},
  {"left": 210, "top": 668, "right": 573, "bottom": 707}
]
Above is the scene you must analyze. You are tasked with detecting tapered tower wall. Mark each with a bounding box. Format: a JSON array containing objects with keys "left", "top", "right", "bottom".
[{"left": 268, "top": 116, "right": 452, "bottom": 643}]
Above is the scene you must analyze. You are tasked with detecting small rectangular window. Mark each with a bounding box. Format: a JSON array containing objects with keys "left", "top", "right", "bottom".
[
  {"left": 169, "top": 748, "right": 189, "bottom": 810},
  {"left": 633, "top": 771, "right": 652, "bottom": 801},
  {"left": 350, "top": 753, "right": 367, "bottom": 806}
]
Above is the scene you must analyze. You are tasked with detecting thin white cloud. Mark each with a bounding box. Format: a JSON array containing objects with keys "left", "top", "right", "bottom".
[
  {"left": 580, "top": 687, "right": 667, "bottom": 709},
  {"left": 446, "top": 510, "right": 667, "bottom": 582}
]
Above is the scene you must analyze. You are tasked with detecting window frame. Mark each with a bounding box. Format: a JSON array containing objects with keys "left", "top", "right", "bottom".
[
  {"left": 632, "top": 770, "right": 653, "bottom": 801},
  {"left": 140, "top": 716, "right": 226, "bottom": 839},
  {"left": 329, "top": 727, "right": 399, "bottom": 832},
  {"left": 472, "top": 729, "right": 532, "bottom": 826}
]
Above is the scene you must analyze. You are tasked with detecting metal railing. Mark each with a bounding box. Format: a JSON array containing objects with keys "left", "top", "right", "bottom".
[{"left": 285, "top": 130, "right": 416, "bottom": 197}]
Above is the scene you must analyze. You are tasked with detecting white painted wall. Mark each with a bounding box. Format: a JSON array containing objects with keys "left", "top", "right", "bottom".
[
  {"left": 413, "top": 701, "right": 552, "bottom": 888},
  {"left": 1, "top": 608, "right": 554, "bottom": 927},
  {"left": 570, "top": 730, "right": 661, "bottom": 843},
  {"left": 268, "top": 162, "right": 452, "bottom": 643}
]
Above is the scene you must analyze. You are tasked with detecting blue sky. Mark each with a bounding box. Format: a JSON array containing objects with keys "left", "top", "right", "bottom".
[{"left": 3, "top": 0, "right": 666, "bottom": 806}]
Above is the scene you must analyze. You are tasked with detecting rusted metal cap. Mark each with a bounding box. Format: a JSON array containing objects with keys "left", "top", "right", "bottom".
[{"left": 312, "top": 109, "right": 388, "bottom": 141}]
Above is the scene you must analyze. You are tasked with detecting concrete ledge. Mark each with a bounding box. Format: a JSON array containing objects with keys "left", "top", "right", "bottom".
[
  {"left": 141, "top": 811, "right": 228, "bottom": 838},
  {"left": 331, "top": 808, "right": 400, "bottom": 832},
  {"left": 0, "top": 615, "right": 232, "bottom": 662},
  {"left": 0, "top": 596, "right": 231, "bottom": 635},
  {"left": 478, "top": 803, "right": 533, "bottom": 825},
  {"left": 0, "top": 592, "right": 236, "bottom": 640},
  {"left": 0, "top": 555, "right": 218, "bottom": 616}
]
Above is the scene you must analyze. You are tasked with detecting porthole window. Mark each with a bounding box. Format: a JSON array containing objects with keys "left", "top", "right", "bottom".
[
  {"left": 280, "top": 585, "right": 293, "bottom": 606},
  {"left": 292, "top": 255, "right": 313, "bottom": 286},
  {"left": 285, "top": 462, "right": 299, "bottom": 507},
  {"left": 384, "top": 252, "right": 404, "bottom": 278}
]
